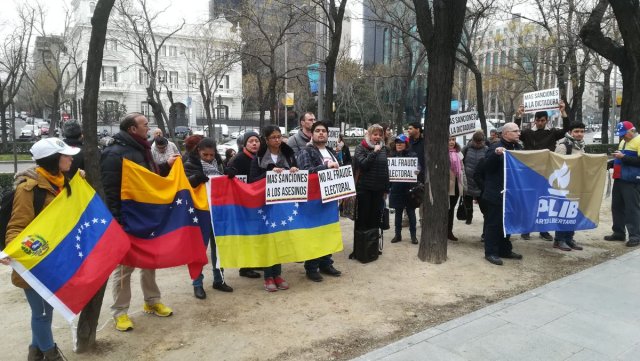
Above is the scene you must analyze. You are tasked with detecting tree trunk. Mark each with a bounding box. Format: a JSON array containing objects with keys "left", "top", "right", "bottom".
[
  {"left": 77, "top": 0, "right": 115, "bottom": 353},
  {"left": 472, "top": 66, "right": 487, "bottom": 135},
  {"left": 146, "top": 85, "right": 166, "bottom": 135},
  {"left": 0, "top": 102, "right": 7, "bottom": 144},
  {"left": 414, "top": 0, "right": 468, "bottom": 264},
  {"left": 601, "top": 63, "right": 612, "bottom": 144}
]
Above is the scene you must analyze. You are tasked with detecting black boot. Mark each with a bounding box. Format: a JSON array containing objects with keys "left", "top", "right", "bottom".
[
  {"left": 42, "top": 345, "right": 64, "bottom": 361},
  {"left": 28, "top": 346, "right": 44, "bottom": 361},
  {"left": 391, "top": 235, "right": 402, "bottom": 243},
  {"left": 194, "top": 286, "right": 206, "bottom": 299}
]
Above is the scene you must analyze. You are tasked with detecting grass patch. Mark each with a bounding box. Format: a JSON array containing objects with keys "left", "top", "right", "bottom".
[{"left": 0, "top": 154, "right": 33, "bottom": 161}]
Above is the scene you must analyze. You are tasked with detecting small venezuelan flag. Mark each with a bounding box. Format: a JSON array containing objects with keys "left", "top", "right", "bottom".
[
  {"left": 0, "top": 175, "right": 130, "bottom": 322},
  {"left": 209, "top": 174, "right": 344, "bottom": 268},
  {"left": 120, "top": 157, "right": 209, "bottom": 279}
]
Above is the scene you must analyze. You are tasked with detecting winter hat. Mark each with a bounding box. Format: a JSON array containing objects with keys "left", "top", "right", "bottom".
[
  {"left": 242, "top": 131, "right": 260, "bottom": 147},
  {"left": 616, "top": 121, "right": 635, "bottom": 137},
  {"left": 63, "top": 120, "right": 82, "bottom": 139},
  {"left": 394, "top": 134, "right": 409, "bottom": 144},
  {"left": 30, "top": 137, "right": 80, "bottom": 160}
]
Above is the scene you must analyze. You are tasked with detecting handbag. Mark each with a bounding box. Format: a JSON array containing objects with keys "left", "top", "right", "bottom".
[
  {"left": 381, "top": 207, "right": 390, "bottom": 230},
  {"left": 340, "top": 196, "right": 356, "bottom": 220},
  {"left": 408, "top": 183, "right": 425, "bottom": 209},
  {"left": 350, "top": 228, "right": 381, "bottom": 263},
  {"left": 456, "top": 198, "right": 467, "bottom": 221}
]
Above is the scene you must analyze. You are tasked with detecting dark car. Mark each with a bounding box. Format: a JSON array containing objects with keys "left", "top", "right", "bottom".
[{"left": 174, "top": 126, "right": 191, "bottom": 139}]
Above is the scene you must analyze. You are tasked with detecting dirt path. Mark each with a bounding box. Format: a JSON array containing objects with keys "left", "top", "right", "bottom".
[{"left": 0, "top": 201, "right": 630, "bottom": 361}]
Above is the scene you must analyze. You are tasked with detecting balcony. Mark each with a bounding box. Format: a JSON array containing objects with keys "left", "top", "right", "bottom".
[{"left": 100, "top": 81, "right": 125, "bottom": 91}]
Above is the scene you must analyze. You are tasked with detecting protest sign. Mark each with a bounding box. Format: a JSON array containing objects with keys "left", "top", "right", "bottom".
[
  {"left": 265, "top": 170, "right": 309, "bottom": 204},
  {"left": 236, "top": 175, "right": 247, "bottom": 183},
  {"left": 317, "top": 165, "right": 356, "bottom": 203},
  {"left": 449, "top": 111, "right": 478, "bottom": 137},
  {"left": 523, "top": 88, "right": 560, "bottom": 113},
  {"left": 327, "top": 127, "right": 340, "bottom": 149},
  {"left": 388, "top": 157, "right": 419, "bottom": 182}
]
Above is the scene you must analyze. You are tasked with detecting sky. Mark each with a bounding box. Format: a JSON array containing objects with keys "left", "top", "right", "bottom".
[{"left": 0, "top": 0, "right": 364, "bottom": 60}]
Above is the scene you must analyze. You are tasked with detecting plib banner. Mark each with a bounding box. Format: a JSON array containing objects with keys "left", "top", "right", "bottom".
[{"left": 503, "top": 150, "right": 607, "bottom": 234}]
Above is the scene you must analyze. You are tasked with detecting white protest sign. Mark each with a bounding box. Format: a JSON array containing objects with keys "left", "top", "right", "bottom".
[
  {"left": 523, "top": 88, "right": 559, "bottom": 113},
  {"left": 236, "top": 175, "right": 247, "bottom": 183},
  {"left": 317, "top": 165, "right": 356, "bottom": 203},
  {"left": 265, "top": 170, "right": 309, "bottom": 205},
  {"left": 327, "top": 127, "right": 340, "bottom": 149},
  {"left": 388, "top": 157, "right": 419, "bottom": 182},
  {"left": 449, "top": 111, "right": 478, "bottom": 137}
]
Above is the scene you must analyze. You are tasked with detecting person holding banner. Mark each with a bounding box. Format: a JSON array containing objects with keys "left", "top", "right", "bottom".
[
  {"left": 249, "top": 125, "right": 297, "bottom": 291},
  {"left": 184, "top": 137, "right": 234, "bottom": 299},
  {"left": 461, "top": 131, "right": 487, "bottom": 226},
  {"left": 515, "top": 100, "right": 570, "bottom": 241},
  {"left": 482, "top": 122, "right": 524, "bottom": 266},
  {"left": 297, "top": 121, "right": 343, "bottom": 281},
  {"left": 389, "top": 135, "right": 419, "bottom": 244},
  {"left": 1, "top": 138, "right": 80, "bottom": 360}
]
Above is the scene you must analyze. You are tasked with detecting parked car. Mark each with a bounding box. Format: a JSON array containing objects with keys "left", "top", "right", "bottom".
[
  {"left": 345, "top": 127, "right": 365, "bottom": 137},
  {"left": 174, "top": 126, "right": 191, "bottom": 139},
  {"left": 19, "top": 125, "right": 41, "bottom": 141},
  {"left": 288, "top": 126, "right": 300, "bottom": 136},
  {"left": 37, "top": 121, "right": 50, "bottom": 136},
  {"left": 217, "top": 139, "right": 238, "bottom": 160},
  {"left": 592, "top": 133, "right": 602, "bottom": 143}
]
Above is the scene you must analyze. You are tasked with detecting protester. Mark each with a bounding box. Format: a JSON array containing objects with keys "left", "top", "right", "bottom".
[
  {"left": 515, "top": 100, "right": 570, "bottom": 241},
  {"left": 488, "top": 128, "right": 499, "bottom": 144},
  {"left": 101, "top": 113, "right": 178, "bottom": 331},
  {"left": 62, "top": 120, "right": 84, "bottom": 178},
  {"left": 407, "top": 122, "right": 425, "bottom": 181},
  {"left": 447, "top": 137, "right": 465, "bottom": 241},
  {"left": 461, "top": 131, "right": 487, "bottom": 225},
  {"left": 184, "top": 138, "right": 233, "bottom": 299},
  {"left": 226, "top": 130, "right": 262, "bottom": 279},
  {"left": 353, "top": 124, "right": 390, "bottom": 244},
  {"left": 183, "top": 134, "right": 204, "bottom": 156},
  {"left": 287, "top": 112, "right": 316, "bottom": 153},
  {"left": 605, "top": 121, "right": 640, "bottom": 248},
  {"left": 249, "top": 125, "right": 297, "bottom": 291},
  {"left": 153, "top": 128, "right": 180, "bottom": 155},
  {"left": 482, "top": 122, "right": 524, "bottom": 266},
  {"left": 553, "top": 122, "right": 587, "bottom": 251},
  {"left": 296, "top": 121, "right": 343, "bottom": 281},
  {"left": 336, "top": 134, "right": 352, "bottom": 165},
  {"left": 1, "top": 138, "right": 80, "bottom": 360},
  {"left": 223, "top": 148, "right": 236, "bottom": 167},
  {"left": 389, "top": 135, "right": 419, "bottom": 244},
  {"left": 151, "top": 136, "right": 180, "bottom": 173}
]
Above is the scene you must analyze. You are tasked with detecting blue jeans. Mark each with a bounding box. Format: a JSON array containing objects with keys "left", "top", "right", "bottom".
[
  {"left": 192, "top": 236, "right": 224, "bottom": 287},
  {"left": 263, "top": 264, "right": 282, "bottom": 279},
  {"left": 555, "top": 231, "right": 575, "bottom": 242},
  {"left": 394, "top": 206, "right": 416, "bottom": 237},
  {"left": 24, "top": 288, "right": 55, "bottom": 352},
  {"left": 304, "top": 255, "right": 334, "bottom": 273}
]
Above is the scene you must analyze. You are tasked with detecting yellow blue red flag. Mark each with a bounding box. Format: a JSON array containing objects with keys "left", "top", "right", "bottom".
[
  {"left": 0, "top": 175, "right": 130, "bottom": 322},
  {"left": 208, "top": 174, "right": 343, "bottom": 268}
]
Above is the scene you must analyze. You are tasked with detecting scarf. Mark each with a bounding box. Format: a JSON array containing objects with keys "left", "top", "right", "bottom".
[
  {"left": 130, "top": 133, "right": 159, "bottom": 174},
  {"left": 563, "top": 133, "right": 585, "bottom": 152},
  {"left": 361, "top": 138, "right": 376, "bottom": 149},
  {"left": 449, "top": 148, "right": 462, "bottom": 177},
  {"left": 243, "top": 147, "right": 255, "bottom": 159},
  {"left": 36, "top": 167, "right": 64, "bottom": 194},
  {"left": 201, "top": 159, "right": 222, "bottom": 177}
]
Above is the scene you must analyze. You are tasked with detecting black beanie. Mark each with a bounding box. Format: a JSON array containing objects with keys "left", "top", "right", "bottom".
[
  {"left": 63, "top": 120, "right": 82, "bottom": 139},
  {"left": 242, "top": 131, "right": 260, "bottom": 147}
]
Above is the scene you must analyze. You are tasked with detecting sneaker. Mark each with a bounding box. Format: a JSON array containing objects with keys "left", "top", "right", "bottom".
[
  {"left": 213, "top": 282, "right": 234, "bottom": 292},
  {"left": 540, "top": 232, "right": 553, "bottom": 241},
  {"left": 274, "top": 276, "right": 289, "bottom": 290},
  {"left": 114, "top": 314, "right": 134, "bottom": 331},
  {"left": 143, "top": 302, "right": 173, "bottom": 317},
  {"left": 264, "top": 277, "right": 278, "bottom": 292},
  {"left": 521, "top": 233, "right": 531, "bottom": 240},
  {"left": 626, "top": 240, "right": 640, "bottom": 247},
  {"left": 485, "top": 255, "right": 503, "bottom": 265},
  {"left": 566, "top": 240, "right": 583, "bottom": 250},
  {"left": 553, "top": 240, "right": 572, "bottom": 251},
  {"left": 391, "top": 235, "right": 402, "bottom": 243},
  {"left": 604, "top": 233, "right": 626, "bottom": 241},
  {"left": 319, "top": 265, "right": 342, "bottom": 277},
  {"left": 306, "top": 271, "right": 323, "bottom": 282}
]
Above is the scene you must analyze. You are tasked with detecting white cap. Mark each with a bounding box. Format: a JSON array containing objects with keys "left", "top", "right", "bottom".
[{"left": 30, "top": 138, "right": 80, "bottom": 160}]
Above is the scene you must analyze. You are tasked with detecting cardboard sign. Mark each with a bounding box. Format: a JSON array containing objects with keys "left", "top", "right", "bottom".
[
  {"left": 388, "top": 157, "right": 419, "bottom": 182},
  {"left": 449, "top": 111, "right": 478, "bottom": 137},
  {"left": 327, "top": 127, "right": 340, "bottom": 149},
  {"left": 265, "top": 170, "right": 309, "bottom": 204},
  {"left": 523, "top": 88, "right": 560, "bottom": 113},
  {"left": 317, "top": 165, "right": 356, "bottom": 203}
]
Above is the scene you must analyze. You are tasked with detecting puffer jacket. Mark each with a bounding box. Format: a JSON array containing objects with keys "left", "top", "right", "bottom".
[
  {"left": 6, "top": 168, "right": 59, "bottom": 288},
  {"left": 353, "top": 140, "right": 390, "bottom": 192},
  {"left": 388, "top": 149, "right": 418, "bottom": 209},
  {"left": 462, "top": 142, "right": 487, "bottom": 197},
  {"left": 296, "top": 144, "right": 338, "bottom": 173},
  {"left": 482, "top": 138, "right": 522, "bottom": 204}
]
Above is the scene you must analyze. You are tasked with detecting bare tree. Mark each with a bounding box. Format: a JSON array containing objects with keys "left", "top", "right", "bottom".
[{"left": 113, "top": 0, "right": 185, "bottom": 138}]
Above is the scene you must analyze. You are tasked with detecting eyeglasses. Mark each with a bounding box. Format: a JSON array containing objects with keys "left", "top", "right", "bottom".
[
  {"left": 506, "top": 130, "right": 521, "bottom": 133},
  {"left": 268, "top": 135, "right": 282, "bottom": 141}
]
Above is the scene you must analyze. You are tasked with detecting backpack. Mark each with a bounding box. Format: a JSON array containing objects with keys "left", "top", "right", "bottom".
[
  {"left": 0, "top": 186, "right": 46, "bottom": 250},
  {"left": 560, "top": 140, "right": 573, "bottom": 155}
]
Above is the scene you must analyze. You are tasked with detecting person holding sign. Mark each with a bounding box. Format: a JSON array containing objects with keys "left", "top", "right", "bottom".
[
  {"left": 297, "top": 121, "right": 343, "bottom": 281},
  {"left": 249, "top": 125, "right": 298, "bottom": 291},
  {"left": 389, "top": 135, "right": 419, "bottom": 244},
  {"left": 447, "top": 137, "right": 465, "bottom": 242},
  {"left": 515, "top": 100, "right": 570, "bottom": 241}
]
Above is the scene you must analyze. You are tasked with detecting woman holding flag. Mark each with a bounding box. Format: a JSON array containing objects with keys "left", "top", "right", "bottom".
[{"left": 1, "top": 138, "right": 80, "bottom": 361}]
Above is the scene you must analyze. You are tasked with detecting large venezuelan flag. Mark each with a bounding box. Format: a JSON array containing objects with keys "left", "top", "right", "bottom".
[
  {"left": 0, "top": 175, "right": 130, "bottom": 322},
  {"left": 209, "top": 174, "right": 343, "bottom": 268},
  {"left": 504, "top": 150, "right": 607, "bottom": 234},
  {"left": 120, "top": 157, "right": 209, "bottom": 279}
]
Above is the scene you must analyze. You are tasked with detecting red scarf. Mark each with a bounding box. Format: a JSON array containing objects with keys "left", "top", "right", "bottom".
[
  {"left": 243, "top": 147, "right": 255, "bottom": 159},
  {"left": 130, "top": 133, "right": 159, "bottom": 174}
]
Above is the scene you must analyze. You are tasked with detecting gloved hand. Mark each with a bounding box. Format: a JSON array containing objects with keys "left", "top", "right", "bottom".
[
  {"left": 197, "top": 174, "right": 209, "bottom": 184},
  {"left": 225, "top": 167, "right": 237, "bottom": 179}
]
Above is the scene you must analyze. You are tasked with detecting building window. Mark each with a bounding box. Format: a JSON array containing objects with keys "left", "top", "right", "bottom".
[
  {"left": 169, "top": 71, "right": 178, "bottom": 84},
  {"left": 382, "top": 28, "right": 390, "bottom": 64},
  {"left": 141, "top": 101, "right": 151, "bottom": 116},
  {"left": 78, "top": 66, "right": 83, "bottom": 83},
  {"left": 218, "top": 75, "right": 229, "bottom": 89},
  {"left": 105, "top": 39, "right": 117, "bottom": 51},
  {"left": 101, "top": 66, "right": 117, "bottom": 82},
  {"left": 168, "top": 46, "right": 177, "bottom": 57},
  {"left": 187, "top": 48, "right": 196, "bottom": 59},
  {"left": 214, "top": 50, "right": 221, "bottom": 59},
  {"left": 139, "top": 69, "right": 149, "bottom": 84},
  {"left": 188, "top": 72, "right": 197, "bottom": 86},
  {"left": 158, "top": 70, "right": 167, "bottom": 83},
  {"left": 160, "top": 46, "right": 167, "bottom": 57}
]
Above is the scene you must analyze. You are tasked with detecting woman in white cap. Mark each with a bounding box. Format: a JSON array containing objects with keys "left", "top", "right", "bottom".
[{"left": 0, "top": 137, "right": 80, "bottom": 361}]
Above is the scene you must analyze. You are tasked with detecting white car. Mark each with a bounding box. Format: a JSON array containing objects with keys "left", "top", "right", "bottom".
[
  {"left": 345, "top": 127, "right": 365, "bottom": 137},
  {"left": 592, "top": 133, "right": 602, "bottom": 143},
  {"left": 20, "top": 125, "right": 42, "bottom": 140},
  {"left": 217, "top": 139, "right": 238, "bottom": 160}
]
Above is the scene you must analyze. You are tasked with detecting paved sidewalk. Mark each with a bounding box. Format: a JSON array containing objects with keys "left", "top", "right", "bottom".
[{"left": 354, "top": 249, "right": 640, "bottom": 361}]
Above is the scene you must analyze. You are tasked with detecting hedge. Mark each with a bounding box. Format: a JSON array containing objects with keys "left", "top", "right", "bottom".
[{"left": 0, "top": 173, "right": 14, "bottom": 195}]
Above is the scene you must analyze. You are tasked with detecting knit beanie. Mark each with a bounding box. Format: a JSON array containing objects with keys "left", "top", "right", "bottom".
[
  {"left": 63, "top": 120, "right": 82, "bottom": 139},
  {"left": 242, "top": 131, "right": 260, "bottom": 147}
]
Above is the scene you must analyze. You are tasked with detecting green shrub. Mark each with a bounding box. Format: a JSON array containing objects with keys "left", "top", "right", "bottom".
[
  {"left": 584, "top": 143, "right": 617, "bottom": 154},
  {"left": 0, "top": 173, "right": 15, "bottom": 195}
]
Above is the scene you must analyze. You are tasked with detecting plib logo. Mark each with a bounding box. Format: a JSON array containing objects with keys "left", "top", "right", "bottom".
[{"left": 536, "top": 162, "right": 579, "bottom": 221}]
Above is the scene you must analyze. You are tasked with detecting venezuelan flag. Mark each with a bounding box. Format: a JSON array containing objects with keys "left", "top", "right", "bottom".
[
  {"left": 120, "top": 157, "right": 209, "bottom": 279},
  {"left": 0, "top": 175, "right": 130, "bottom": 322},
  {"left": 504, "top": 150, "right": 607, "bottom": 234},
  {"left": 209, "top": 174, "right": 344, "bottom": 268}
]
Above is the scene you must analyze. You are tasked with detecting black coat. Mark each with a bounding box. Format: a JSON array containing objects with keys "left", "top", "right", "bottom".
[
  {"left": 63, "top": 137, "right": 84, "bottom": 178},
  {"left": 183, "top": 151, "right": 224, "bottom": 188},
  {"left": 248, "top": 142, "right": 297, "bottom": 183},
  {"left": 388, "top": 149, "right": 418, "bottom": 209},
  {"left": 353, "top": 141, "right": 390, "bottom": 192},
  {"left": 514, "top": 116, "right": 570, "bottom": 151},
  {"left": 296, "top": 144, "right": 338, "bottom": 173},
  {"left": 227, "top": 149, "right": 255, "bottom": 176},
  {"left": 482, "top": 138, "right": 522, "bottom": 205},
  {"left": 410, "top": 135, "right": 425, "bottom": 181}
]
